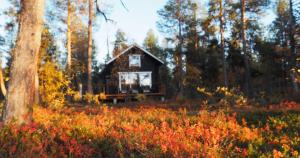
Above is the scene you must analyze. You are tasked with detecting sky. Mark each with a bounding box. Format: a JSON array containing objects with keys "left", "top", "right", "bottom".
[
  {"left": 0, "top": 0, "right": 12, "bottom": 65},
  {"left": 0, "top": 0, "right": 275, "bottom": 64},
  {"left": 94, "top": 0, "right": 168, "bottom": 63},
  {"left": 0, "top": 0, "right": 10, "bottom": 40},
  {"left": 95, "top": 0, "right": 275, "bottom": 63}
]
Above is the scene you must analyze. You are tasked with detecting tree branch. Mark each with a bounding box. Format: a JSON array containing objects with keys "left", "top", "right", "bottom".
[
  {"left": 119, "top": 0, "right": 129, "bottom": 12},
  {"left": 95, "top": 0, "right": 114, "bottom": 22},
  {"left": 94, "top": 0, "right": 129, "bottom": 22}
]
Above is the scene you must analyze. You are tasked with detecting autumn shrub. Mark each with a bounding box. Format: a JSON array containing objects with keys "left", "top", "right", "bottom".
[
  {"left": 99, "top": 92, "right": 106, "bottom": 101},
  {"left": 83, "top": 93, "right": 100, "bottom": 105},
  {"left": 71, "top": 91, "right": 82, "bottom": 102},
  {"left": 1, "top": 104, "right": 300, "bottom": 157},
  {"left": 39, "top": 62, "right": 70, "bottom": 109},
  {"left": 197, "top": 87, "right": 248, "bottom": 107},
  {"left": 237, "top": 110, "right": 300, "bottom": 157},
  {"left": 135, "top": 93, "right": 147, "bottom": 101}
]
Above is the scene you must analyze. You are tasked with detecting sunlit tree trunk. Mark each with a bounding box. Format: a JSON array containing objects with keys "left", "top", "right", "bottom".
[
  {"left": 0, "top": 60, "right": 6, "bottom": 97},
  {"left": 34, "top": 71, "right": 39, "bottom": 104},
  {"left": 87, "top": 0, "right": 93, "bottom": 94},
  {"left": 3, "top": 0, "right": 45, "bottom": 125},
  {"left": 241, "top": 0, "right": 251, "bottom": 96},
  {"left": 219, "top": 0, "right": 228, "bottom": 88},
  {"left": 67, "top": 0, "right": 72, "bottom": 70}
]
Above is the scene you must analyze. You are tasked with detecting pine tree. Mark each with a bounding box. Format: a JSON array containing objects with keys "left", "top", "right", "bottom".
[
  {"left": 143, "top": 29, "right": 162, "bottom": 58},
  {"left": 158, "top": 0, "right": 196, "bottom": 98},
  {"left": 185, "top": 2, "right": 202, "bottom": 97},
  {"left": 226, "top": 0, "right": 270, "bottom": 96},
  {"left": 288, "top": 0, "right": 299, "bottom": 92},
  {"left": 205, "top": 0, "right": 232, "bottom": 87},
  {"left": 3, "top": 0, "right": 45, "bottom": 125},
  {"left": 112, "top": 29, "right": 128, "bottom": 57},
  {"left": 87, "top": 0, "right": 93, "bottom": 94}
]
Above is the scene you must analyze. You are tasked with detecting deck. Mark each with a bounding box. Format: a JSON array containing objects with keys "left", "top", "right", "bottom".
[{"left": 102, "top": 93, "right": 165, "bottom": 101}]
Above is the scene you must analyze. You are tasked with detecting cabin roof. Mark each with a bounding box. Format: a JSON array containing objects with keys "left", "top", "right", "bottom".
[{"left": 106, "top": 44, "right": 164, "bottom": 65}]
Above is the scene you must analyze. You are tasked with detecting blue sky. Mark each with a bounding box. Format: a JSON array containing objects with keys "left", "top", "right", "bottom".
[
  {"left": 0, "top": 0, "right": 275, "bottom": 64},
  {"left": 95, "top": 0, "right": 275, "bottom": 62},
  {"left": 0, "top": 0, "right": 10, "bottom": 39},
  {"left": 94, "top": 0, "right": 168, "bottom": 62},
  {"left": 0, "top": 0, "right": 168, "bottom": 63}
]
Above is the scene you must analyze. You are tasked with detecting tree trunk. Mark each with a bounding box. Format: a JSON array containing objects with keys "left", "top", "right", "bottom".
[
  {"left": 87, "top": 0, "right": 93, "bottom": 94},
  {"left": 241, "top": 0, "right": 251, "bottom": 96},
  {"left": 34, "top": 71, "right": 39, "bottom": 104},
  {"left": 66, "top": 0, "right": 72, "bottom": 70},
  {"left": 219, "top": 0, "right": 228, "bottom": 88},
  {"left": 3, "top": 0, "right": 45, "bottom": 125},
  {"left": 174, "top": 0, "right": 184, "bottom": 99},
  {"left": 289, "top": 0, "right": 299, "bottom": 93},
  {"left": 0, "top": 60, "right": 6, "bottom": 97}
]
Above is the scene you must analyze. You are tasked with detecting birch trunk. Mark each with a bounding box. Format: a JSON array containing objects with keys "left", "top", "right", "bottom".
[{"left": 3, "top": 0, "right": 45, "bottom": 125}]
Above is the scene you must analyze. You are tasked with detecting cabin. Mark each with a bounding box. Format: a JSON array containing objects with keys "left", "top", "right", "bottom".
[{"left": 100, "top": 44, "right": 165, "bottom": 101}]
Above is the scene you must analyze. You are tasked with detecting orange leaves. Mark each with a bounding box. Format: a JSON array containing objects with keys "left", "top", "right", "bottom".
[
  {"left": 268, "top": 101, "right": 300, "bottom": 110},
  {"left": 273, "top": 149, "right": 284, "bottom": 158},
  {"left": 1, "top": 105, "right": 300, "bottom": 157}
]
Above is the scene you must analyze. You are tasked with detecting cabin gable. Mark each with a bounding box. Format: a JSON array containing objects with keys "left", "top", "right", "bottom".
[{"left": 101, "top": 45, "right": 164, "bottom": 95}]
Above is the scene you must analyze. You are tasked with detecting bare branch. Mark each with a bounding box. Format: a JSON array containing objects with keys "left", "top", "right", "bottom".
[
  {"left": 94, "top": 0, "right": 129, "bottom": 22},
  {"left": 119, "top": 0, "right": 129, "bottom": 12},
  {"left": 95, "top": 0, "right": 114, "bottom": 22}
]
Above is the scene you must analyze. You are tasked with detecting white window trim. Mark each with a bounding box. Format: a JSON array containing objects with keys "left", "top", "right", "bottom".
[
  {"left": 129, "top": 54, "right": 141, "bottom": 67},
  {"left": 118, "top": 72, "right": 152, "bottom": 91}
]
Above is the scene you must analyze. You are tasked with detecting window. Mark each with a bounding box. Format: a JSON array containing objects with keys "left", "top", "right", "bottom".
[
  {"left": 119, "top": 72, "right": 152, "bottom": 93},
  {"left": 139, "top": 72, "right": 151, "bottom": 87},
  {"left": 129, "top": 54, "right": 141, "bottom": 67}
]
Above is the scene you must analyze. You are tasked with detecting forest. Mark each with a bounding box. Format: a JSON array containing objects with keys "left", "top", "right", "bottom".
[{"left": 0, "top": 0, "right": 300, "bottom": 157}]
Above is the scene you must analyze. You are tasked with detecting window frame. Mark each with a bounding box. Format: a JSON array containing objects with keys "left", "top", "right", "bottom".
[
  {"left": 118, "top": 72, "right": 152, "bottom": 92},
  {"left": 129, "top": 54, "right": 141, "bottom": 67}
]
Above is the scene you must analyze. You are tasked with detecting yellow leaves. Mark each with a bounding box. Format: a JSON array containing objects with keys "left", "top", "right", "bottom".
[
  {"left": 135, "top": 93, "right": 147, "bottom": 101},
  {"left": 39, "top": 61, "right": 70, "bottom": 109},
  {"left": 83, "top": 93, "right": 100, "bottom": 105},
  {"left": 99, "top": 92, "right": 106, "bottom": 100},
  {"left": 197, "top": 87, "right": 212, "bottom": 97}
]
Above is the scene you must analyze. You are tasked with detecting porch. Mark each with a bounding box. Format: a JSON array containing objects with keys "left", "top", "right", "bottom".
[{"left": 103, "top": 92, "right": 165, "bottom": 101}]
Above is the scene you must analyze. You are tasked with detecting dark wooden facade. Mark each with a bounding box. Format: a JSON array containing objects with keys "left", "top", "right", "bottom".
[{"left": 100, "top": 45, "right": 164, "bottom": 99}]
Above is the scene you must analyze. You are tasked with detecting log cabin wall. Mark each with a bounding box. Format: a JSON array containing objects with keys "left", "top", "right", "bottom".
[{"left": 101, "top": 46, "right": 163, "bottom": 94}]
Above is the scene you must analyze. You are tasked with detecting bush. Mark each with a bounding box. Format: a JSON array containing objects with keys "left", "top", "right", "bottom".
[
  {"left": 70, "top": 91, "right": 82, "bottom": 102},
  {"left": 39, "top": 62, "right": 70, "bottom": 109},
  {"left": 197, "top": 87, "right": 248, "bottom": 107},
  {"left": 0, "top": 106, "right": 262, "bottom": 157},
  {"left": 99, "top": 92, "right": 106, "bottom": 101},
  {"left": 83, "top": 93, "right": 100, "bottom": 105},
  {"left": 135, "top": 93, "right": 147, "bottom": 101},
  {"left": 1, "top": 105, "right": 300, "bottom": 157}
]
